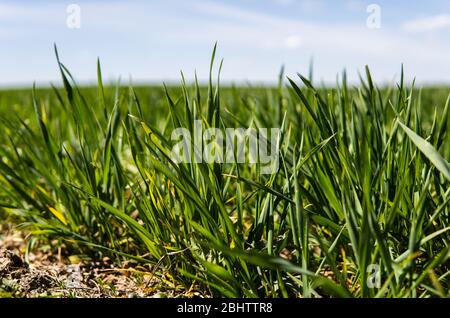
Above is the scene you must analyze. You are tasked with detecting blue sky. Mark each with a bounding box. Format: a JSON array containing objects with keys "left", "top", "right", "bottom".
[{"left": 1, "top": 0, "right": 450, "bottom": 86}]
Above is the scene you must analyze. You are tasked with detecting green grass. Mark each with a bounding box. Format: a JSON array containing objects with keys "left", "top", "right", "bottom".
[{"left": 0, "top": 47, "right": 449, "bottom": 297}]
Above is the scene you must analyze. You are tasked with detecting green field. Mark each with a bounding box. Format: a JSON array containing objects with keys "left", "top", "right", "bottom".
[{"left": 0, "top": 49, "right": 449, "bottom": 298}]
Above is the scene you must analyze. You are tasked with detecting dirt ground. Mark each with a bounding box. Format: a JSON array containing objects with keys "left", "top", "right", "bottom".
[{"left": 0, "top": 223, "right": 203, "bottom": 298}]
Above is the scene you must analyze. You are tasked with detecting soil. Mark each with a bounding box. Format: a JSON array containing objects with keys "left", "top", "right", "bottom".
[{"left": 0, "top": 224, "right": 204, "bottom": 298}]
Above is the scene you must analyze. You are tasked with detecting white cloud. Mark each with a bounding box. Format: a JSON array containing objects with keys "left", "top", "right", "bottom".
[
  {"left": 189, "top": 1, "right": 416, "bottom": 55},
  {"left": 284, "top": 35, "right": 302, "bottom": 48},
  {"left": 402, "top": 15, "right": 450, "bottom": 32}
]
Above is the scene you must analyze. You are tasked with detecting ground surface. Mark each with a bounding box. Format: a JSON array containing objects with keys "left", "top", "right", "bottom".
[{"left": 0, "top": 224, "right": 202, "bottom": 298}]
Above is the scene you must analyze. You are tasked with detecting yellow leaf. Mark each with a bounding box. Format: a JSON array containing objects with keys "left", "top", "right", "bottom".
[
  {"left": 36, "top": 184, "right": 48, "bottom": 195},
  {"left": 48, "top": 206, "right": 67, "bottom": 225}
]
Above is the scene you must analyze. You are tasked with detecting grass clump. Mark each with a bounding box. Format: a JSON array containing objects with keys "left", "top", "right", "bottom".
[{"left": 0, "top": 46, "right": 449, "bottom": 297}]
